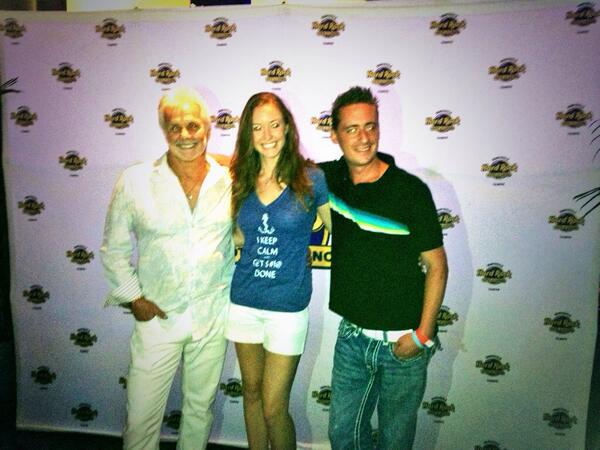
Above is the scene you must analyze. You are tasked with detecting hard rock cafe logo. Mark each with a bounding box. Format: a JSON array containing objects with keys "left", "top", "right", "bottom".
[
  {"left": 70, "top": 328, "right": 98, "bottom": 348},
  {"left": 261, "top": 61, "right": 291, "bottom": 84},
  {"left": 556, "top": 104, "right": 593, "bottom": 128},
  {"left": 437, "top": 208, "right": 460, "bottom": 230},
  {"left": 312, "top": 15, "right": 345, "bottom": 38},
  {"left": 422, "top": 396, "right": 455, "bottom": 418},
  {"left": 71, "top": 403, "right": 98, "bottom": 422},
  {"left": 548, "top": 209, "right": 584, "bottom": 232},
  {"left": 430, "top": 13, "right": 466, "bottom": 37},
  {"left": 476, "top": 355, "right": 510, "bottom": 377},
  {"left": 437, "top": 305, "right": 458, "bottom": 329},
  {"left": 367, "top": 63, "right": 400, "bottom": 87},
  {"left": 0, "top": 18, "right": 26, "bottom": 38},
  {"left": 31, "top": 366, "right": 56, "bottom": 386},
  {"left": 23, "top": 284, "right": 50, "bottom": 305},
  {"left": 205, "top": 17, "right": 237, "bottom": 40},
  {"left": 59, "top": 151, "right": 87, "bottom": 172},
  {"left": 66, "top": 245, "right": 94, "bottom": 265},
  {"left": 105, "top": 108, "right": 134, "bottom": 129},
  {"left": 11, "top": 106, "right": 37, "bottom": 127},
  {"left": 544, "top": 312, "right": 580, "bottom": 335},
  {"left": 310, "top": 213, "right": 331, "bottom": 268},
  {"left": 219, "top": 378, "right": 243, "bottom": 398},
  {"left": 210, "top": 109, "right": 239, "bottom": 130},
  {"left": 18, "top": 195, "right": 44, "bottom": 216},
  {"left": 52, "top": 63, "right": 81, "bottom": 84},
  {"left": 425, "top": 110, "right": 460, "bottom": 133},
  {"left": 95, "top": 18, "right": 125, "bottom": 40},
  {"left": 163, "top": 410, "right": 182, "bottom": 431},
  {"left": 481, "top": 157, "right": 518, "bottom": 180},
  {"left": 311, "top": 111, "right": 332, "bottom": 133},
  {"left": 150, "top": 63, "right": 180, "bottom": 85},
  {"left": 476, "top": 263, "right": 511, "bottom": 285},
  {"left": 565, "top": 2, "right": 600, "bottom": 27},
  {"left": 474, "top": 441, "right": 506, "bottom": 450},
  {"left": 543, "top": 408, "right": 577, "bottom": 430},
  {"left": 488, "top": 58, "right": 526, "bottom": 82},
  {"left": 311, "top": 385, "right": 331, "bottom": 406}
]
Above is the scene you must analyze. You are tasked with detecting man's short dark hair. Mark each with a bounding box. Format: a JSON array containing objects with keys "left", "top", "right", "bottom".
[{"left": 331, "top": 86, "right": 379, "bottom": 130}]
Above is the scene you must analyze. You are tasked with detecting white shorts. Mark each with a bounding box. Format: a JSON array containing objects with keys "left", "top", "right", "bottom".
[{"left": 224, "top": 303, "right": 309, "bottom": 356}]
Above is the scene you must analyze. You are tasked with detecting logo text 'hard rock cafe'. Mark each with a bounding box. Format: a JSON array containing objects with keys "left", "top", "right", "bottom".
[
  {"left": 163, "top": 410, "right": 182, "bottom": 432},
  {"left": 23, "top": 284, "right": 50, "bottom": 306},
  {"left": 70, "top": 328, "right": 97, "bottom": 349},
  {"left": 71, "top": 403, "right": 98, "bottom": 425},
  {"left": 261, "top": 61, "right": 291, "bottom": 84},
  {"left": 476, "top": 263, "right": 511, "bottom": 286},
  {"left": 211, "top": 109, "right": 239, "bottom": 131},
  {"left": 543, "top": 408, "right": 577, "bottom": 432},
  {"left": 31, "top": 366, "right": 56, "bottom": 387},
  {"left": 489, "top": 58, "right": 526, "bottom": 84},
  {"left": 437, "top": 305, "right": 459, "bottom": 330},
  {"left": 150, "top": 63, "right": 180, "bottom": 85},
  {"left": 544, "top": 312, "right": 580, "bottom": 339},
  {"left": 311, "top": 111, "right": 332, "bottom": 133},
  {"left": 474, "top": 441, "right": 506, "bottom": 450},
  {"left": 0, "top": 18, "right": 26, "bottom": 39},
  {"left": 205, "top": 17, "right": 237, "bottom": 40},
  {"left": 95, "top": 18, "right": 125, "bottom": 40},
  {"left": 18, "top": 195, "right": 44, "bottom": 217},
  {"left": 422, "top": 396, "right": 455, "bottom": 421},
  {"left": 565, "top": 3, "right": 600, "bottom": 27},
  {"left": 437, "top": 208, "right": 460, "bottom": 231},
  {"left": 425, "top": 110, "right": 460, "bottom": 133},
  {"left": 367, "top": 63, "right": 400, "bottom": 87},
  {"left": 312, "top": 15, "right": 345, "bottom": 39},
  {"left": 52, "top": 63, "right": 80, "bottom": 84},
  {"left": 11, "top": 106, "right": 37, "bottom": 128},
  {"left": 59, "top": 151, "right": 87, "bottom": 173},
  {"left": 481, "top": 157, "right": 518, "bottom": 182},
  {"left": 105, "top": 108, "right": 134, "bottom": 130},
  {"left": 311, "top": 385, "right": 331, "bottom": 407},
  {"left": 430, "top": 13, "right": 466, "bottom": 38},
  {"left": 548, "top": 209, "right": 584, "bottom": 233},
  {"left": 219, "top": 378, "right": 243, "bottom": 400},
  {"left": 476, "top": 354, "right": 510, "bottom": 380},
  {"left": 66, "top": 245, "right": 94, "bottom": 267},
  {"left": 556, "top": 104, "right": 593, "bottom": 129}
]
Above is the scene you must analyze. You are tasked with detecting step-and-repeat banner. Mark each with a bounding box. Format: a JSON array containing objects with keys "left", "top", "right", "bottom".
[{"left": 2, "top": 1, "right": 599, "bottom": 448}]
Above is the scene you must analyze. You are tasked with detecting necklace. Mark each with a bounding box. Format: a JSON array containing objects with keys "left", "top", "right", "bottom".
[{"left": 183, "top": 178, "right": 202, "bottom": 200}]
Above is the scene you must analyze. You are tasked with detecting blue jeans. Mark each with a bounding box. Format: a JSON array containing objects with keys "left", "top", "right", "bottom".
[{"left": 328, "top": 319, "right": 434, "bottom": 450}]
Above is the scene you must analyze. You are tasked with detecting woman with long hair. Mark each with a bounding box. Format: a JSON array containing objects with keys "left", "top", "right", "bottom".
[{"left": 224, "top": 92, "right": 331, "bottom": 450}]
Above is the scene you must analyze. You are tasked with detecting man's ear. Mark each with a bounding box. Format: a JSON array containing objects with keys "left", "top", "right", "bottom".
[{"left": 330, "top": 129, "right": 338, "bottom": 145}]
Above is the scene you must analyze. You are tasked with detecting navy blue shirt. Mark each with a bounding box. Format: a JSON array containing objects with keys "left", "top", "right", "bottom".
[{"left": 231, "top": 167, "right": 329, "bottom": 312}]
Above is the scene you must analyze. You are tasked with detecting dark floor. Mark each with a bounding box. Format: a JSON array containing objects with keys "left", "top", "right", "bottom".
[{"left": 0, "top": 429, "right": 240, "bottom": 450}]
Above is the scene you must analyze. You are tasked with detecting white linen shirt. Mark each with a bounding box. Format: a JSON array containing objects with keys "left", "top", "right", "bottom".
[{"left": 100, "top": 153, "right": 234, "bottom": 336}]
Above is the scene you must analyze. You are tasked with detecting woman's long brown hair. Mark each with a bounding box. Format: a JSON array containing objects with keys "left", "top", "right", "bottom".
[{"left": 230, "top": 92, "right": 314, "bottom": 218}]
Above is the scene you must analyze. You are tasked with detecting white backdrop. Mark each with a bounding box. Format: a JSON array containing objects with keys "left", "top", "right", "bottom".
[{"left": 2, "top": 1, "right": 599, "bottom": 449}]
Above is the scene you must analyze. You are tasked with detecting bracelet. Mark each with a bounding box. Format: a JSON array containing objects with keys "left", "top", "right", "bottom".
[
  {"left": 411, "top": 331, "right": 425, "bottom": 349},
  {"left": 415, "top": 328, "right": 435, "bottom": 349}
]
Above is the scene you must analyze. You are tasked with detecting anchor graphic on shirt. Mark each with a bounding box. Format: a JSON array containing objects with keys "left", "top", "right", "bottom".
[{"left": 258, "top": 213, "right": 275, "bottom": 235}]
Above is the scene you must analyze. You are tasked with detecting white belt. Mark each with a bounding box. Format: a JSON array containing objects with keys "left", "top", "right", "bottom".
[{"left": 347, "top": 321, "right": 412, "bottom": 343}]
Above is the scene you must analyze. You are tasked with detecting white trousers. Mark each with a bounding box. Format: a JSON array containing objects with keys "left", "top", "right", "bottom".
[{"left": 123, "top": 307, "right": 227, "bottom": 450}]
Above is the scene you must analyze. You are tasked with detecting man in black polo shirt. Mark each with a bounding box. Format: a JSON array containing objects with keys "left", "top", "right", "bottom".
[{"left": 319, "top": 86, "right": 448, "bottom": 450}]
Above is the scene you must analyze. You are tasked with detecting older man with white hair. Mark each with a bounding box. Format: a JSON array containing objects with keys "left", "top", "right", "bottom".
[{"left": 100, "top": 87, "right": 234, "bottom": 450}]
